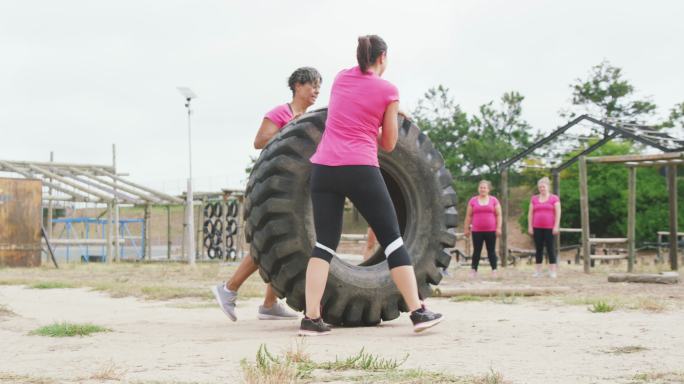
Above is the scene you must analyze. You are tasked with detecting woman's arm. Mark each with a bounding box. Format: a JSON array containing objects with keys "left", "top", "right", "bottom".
[
  {"left": 553, "top": 201, "right": 561, "bottom": 235},
  {"left": 379, "top": 101, "right": 399, "bottom": 152},
  {"left": 495, "top": 203, "right": 502, "bottom": 237},
  {"left": 253, "top": 119, "right": 279, "bottom": 149},
  {"left": 527, "top": 199, "right": 534, "bottom": 235},
  {"left": 463, "top": 203, "right": 473, "bottom": 237}
]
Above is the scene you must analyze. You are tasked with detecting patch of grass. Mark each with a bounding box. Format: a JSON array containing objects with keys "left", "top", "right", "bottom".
[
  {"left": 589, "top": 301, "right": 616, "bottom": 313},
  {"left": 0, "top": 372, "right": 56, "bottom": 384},
  {"left": 605, "top": 345, "right": 648, "bottom": 355},
  {"left": 29, "top": 322, "right": 111, "bottom": 337},
  {"left": 242, "top": 344, "right": 507, "bottom": 384},
  {"left": 450, "top": 295, "right": 483, "bottom": 302},
  {"left": 631, "top": 371, "right": 684, "bottom": 383},
  {"left": 29, "top": 281, "right": 75, "bottom": 289},
  {"left": 89, "top": 361, "right": 127, "bottom": 381},
  {"left": 627, "top": 297, "right": 668, "bottom": 312},
  {"left": 317, "top": 347, "right": 408, "bottom": 371}
]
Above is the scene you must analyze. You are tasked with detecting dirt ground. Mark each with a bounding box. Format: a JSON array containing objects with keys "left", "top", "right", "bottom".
[{"left": 0, "top": 258, "right": 683, "bottom": 384}]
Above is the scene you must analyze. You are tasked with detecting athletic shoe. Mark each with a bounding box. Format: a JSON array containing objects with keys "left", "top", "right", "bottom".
[
  {"left": 258, "top": 302, "right": 299, "bottom": 320},
  {"left": 469, "top": 269, "right": 477, "bottom": 279},
  {"left": 532, "top": 271, "right": 542, "bottom": 278},
  {"left": 211, "top": 284, "right": 237, "bottom": 321},
  {"left": 491, "top": 269, "right": 498, "bottom": 278},
  {"left": 298, "top": 317, "right": 331, "bottom": 336},
  {"left": 410, "top": 305, "right": 444, "bottom": 333},
  {"left": 549, "top": 271, "right": 557, "bottom": 279}
]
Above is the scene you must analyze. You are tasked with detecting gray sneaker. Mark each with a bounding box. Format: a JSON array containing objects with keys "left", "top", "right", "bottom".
[
  {"left": 211, "top": 284, "right": 237, "bottom": 321},
  {"left": 258, "top": 301, "right": 299, "bottom": 320}
]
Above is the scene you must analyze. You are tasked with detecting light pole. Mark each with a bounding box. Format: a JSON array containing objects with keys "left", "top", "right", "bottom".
[{"left": 177, "top": 87, "right": 197, "bottom": 265}]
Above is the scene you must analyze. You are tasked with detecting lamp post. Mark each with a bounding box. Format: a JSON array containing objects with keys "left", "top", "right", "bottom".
[{"left": 177, "top": 87, "right": 197, "bottom": 265}]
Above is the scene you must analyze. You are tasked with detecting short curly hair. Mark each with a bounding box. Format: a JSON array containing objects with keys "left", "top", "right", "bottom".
[{"left": 288, "top": 67, "right": 322, "bottom": 96}]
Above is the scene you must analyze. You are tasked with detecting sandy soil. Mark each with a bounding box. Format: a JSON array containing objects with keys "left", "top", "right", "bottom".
[{"left": 1, "top": 273, "right": 683, "bottom": 384}]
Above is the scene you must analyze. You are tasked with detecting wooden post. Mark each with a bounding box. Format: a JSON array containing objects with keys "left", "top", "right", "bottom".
[
  {"left": 106, "top": 202, "right": 113, "bottom": 263},
  {"left": 627, "top": 165, "right": 636, "bottom": 272},
  {"left": 500, "top": 169, "right": 509, "bottom": 267},
  {"left": 47, "top": 151, "right": 54, "bottom": 240},
  {"left": 112, "top": 144, "right": 120, "bottom": 262},
  {"left": 668, "top": 164, "right": 678, "bottom": 270},
  {"left": 166, "top": 205, "right": 171, "bottom": 259},
  {"left": 552, "top": 171, "right": 561, "bottom": 263},
  {"left": 579, "top": 156, "right": 591, "bottom": 273},
  {"left": 144, "top": 204, "right": 151, "bottom": 260}
]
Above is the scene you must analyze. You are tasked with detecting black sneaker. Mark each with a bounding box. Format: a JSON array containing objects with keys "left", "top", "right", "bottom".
[
  {"left": 410, "top": 305, "right": 444, "bottom": 333},
  {"left": 298, "top": 317, "right": 331, "bottom": 336}
]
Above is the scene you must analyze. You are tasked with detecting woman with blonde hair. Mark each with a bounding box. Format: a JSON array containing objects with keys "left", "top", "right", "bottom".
[
  {"left": 527, "top": 176, "right": 561, "bottom": 278},
  {"left": 463, "top": 180, "right": 501, "bottom": 278}
]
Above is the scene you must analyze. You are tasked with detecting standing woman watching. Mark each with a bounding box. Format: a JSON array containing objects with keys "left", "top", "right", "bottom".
[
  {"left": 212, "top": 67, "right": 322, "bottom": 321},
  {"left": 463, "top": 180, "right": 501, "bottom": 278},
  {"left": 527, "top": 177, "right": 561, "bottom": 278},
  {"left": 299, "top": 35, "right": 443, "bottom": 336}
]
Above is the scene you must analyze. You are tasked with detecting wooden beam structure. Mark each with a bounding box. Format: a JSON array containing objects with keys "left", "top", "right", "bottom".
[
  {"left": 627, "top": 165, "right": 636, "bottom": 272},
  {"left": 578, "top": 156, "right": 591, "bottom": 273},
  {"left": 586, "top": 152, "right": 684, "bottom": 164}
]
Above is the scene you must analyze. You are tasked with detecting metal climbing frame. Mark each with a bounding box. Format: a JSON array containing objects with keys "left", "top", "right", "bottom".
[
  {"left": 50, "top": 217, "right": 146, "bottom": 262},
  {"left": 0, "top": 145, "right": 185, "bottom": 264}
]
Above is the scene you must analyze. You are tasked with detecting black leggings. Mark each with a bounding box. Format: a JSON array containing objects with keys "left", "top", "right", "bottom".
[
  {"left": 309, "top": 164, "right": 411, "bottom": 269},
  {"left": 533, "top": 228, "right": 557, "bottom": 264},
  {"left": 471, "top": 231, "right": 497, "bottom": 271}
]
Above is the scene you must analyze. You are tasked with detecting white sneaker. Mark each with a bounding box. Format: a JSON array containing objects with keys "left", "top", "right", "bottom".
[
  {"left": 549, "top": 271, "right": 557, "bottom": 279},
  {"left": 532, "top": 271, "right": 542, "bottom": 278}
]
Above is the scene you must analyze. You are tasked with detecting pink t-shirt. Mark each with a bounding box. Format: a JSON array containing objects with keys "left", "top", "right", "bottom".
[
  {"left": 531, "top": 194, "right": 560, "bottom": 229},
  {"left": 264, "top": 103, "right": 294, "bottom": 129},
  {"left": 469, "top": 196, "right": 499, "bottom": 232},
  {"left": 310, "top": 66, "right": 399, "bottom": 167}
]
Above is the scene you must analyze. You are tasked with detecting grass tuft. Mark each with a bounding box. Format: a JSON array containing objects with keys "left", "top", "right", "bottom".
[
  {"left": 589, "top": 301, "right": 615, "bottom": 313},
  {"left": 241, "top": 343, "right": 508, "bottom": 384},
  {"left": 29, "top": 281, "right": 75, "bottom": 289},
  {"left": 450, "top": 295, "right": 483, "bottom": 302},
  {"left": 89, "top": 361, "right": 128, "bottom": 381},
  {"left": 605, "top": 345, "right": 648, "bottom": 354},
  {"left": 29, "top": 322, "right": 111, "bottom": 337}
]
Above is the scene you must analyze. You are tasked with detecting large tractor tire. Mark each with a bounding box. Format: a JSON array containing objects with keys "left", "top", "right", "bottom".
[{"left": 243, "top": 108, "right": 457, "bottom": 326}]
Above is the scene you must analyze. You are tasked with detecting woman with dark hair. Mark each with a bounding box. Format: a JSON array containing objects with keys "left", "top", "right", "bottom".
[
  {"left": 299, "top": 35, "right": 443, "bottom": 336},
  {"left": 212, "top": 67, "right": 322, "bottom": 321}
]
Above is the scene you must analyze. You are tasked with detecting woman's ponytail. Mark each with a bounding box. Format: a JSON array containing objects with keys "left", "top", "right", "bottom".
[{"left": 356, "top": 35, "right": 387, "bottom": 73}]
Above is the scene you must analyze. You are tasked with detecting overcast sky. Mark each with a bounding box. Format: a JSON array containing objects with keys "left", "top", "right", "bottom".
[{"left": 2, "top": 0, "right": 682, "bottom": 194}]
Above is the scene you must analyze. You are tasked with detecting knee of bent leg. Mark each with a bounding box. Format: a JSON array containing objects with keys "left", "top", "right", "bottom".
[
  {"left": 385, "top": 237, "right": 412, "bottom": 269},
  {"left": 312, "top": 241, "right": 335, "bottom": 263}
]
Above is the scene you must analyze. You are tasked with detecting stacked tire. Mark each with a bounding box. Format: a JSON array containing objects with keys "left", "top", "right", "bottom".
[
  {"left": 203, "top": 200, "right": 240, "bottom": 260},
  {"left": 244, "top": 108, "right": 457, "bottom": 326}
]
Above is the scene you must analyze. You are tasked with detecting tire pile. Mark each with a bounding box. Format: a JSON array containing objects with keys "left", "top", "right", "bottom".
[{"left": 202, "top": 200, "right": 239, "bottom": 260}]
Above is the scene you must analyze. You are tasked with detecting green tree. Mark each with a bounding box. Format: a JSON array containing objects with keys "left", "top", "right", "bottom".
[
  {"left": 464, "top": 91, "right": 534, "bottom": 176},
  {"left": 661, "top": 102, "right": 684, "bottom": 133},
  {"left": 413, "top": 87, "right": 534, "bottom": 181},
  {"left": 412, "top": 86, "right": 470, "bottom": 177},
  {"left": 561, "top": 60, "right": 657, "bottom": 123}
]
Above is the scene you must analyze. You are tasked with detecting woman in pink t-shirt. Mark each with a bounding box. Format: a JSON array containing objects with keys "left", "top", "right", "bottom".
[
  {"left": 212, "top": 67, "right": 321, "bottom": 322},
  {"left": 299, "top": 35, "right": 443, "bottom": 336},
  {"left": 527, "top": 176, "right": 562, "bottom": 278},
  {"left": 463, "top": 180, "right": 501, "bottom": 278}
]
